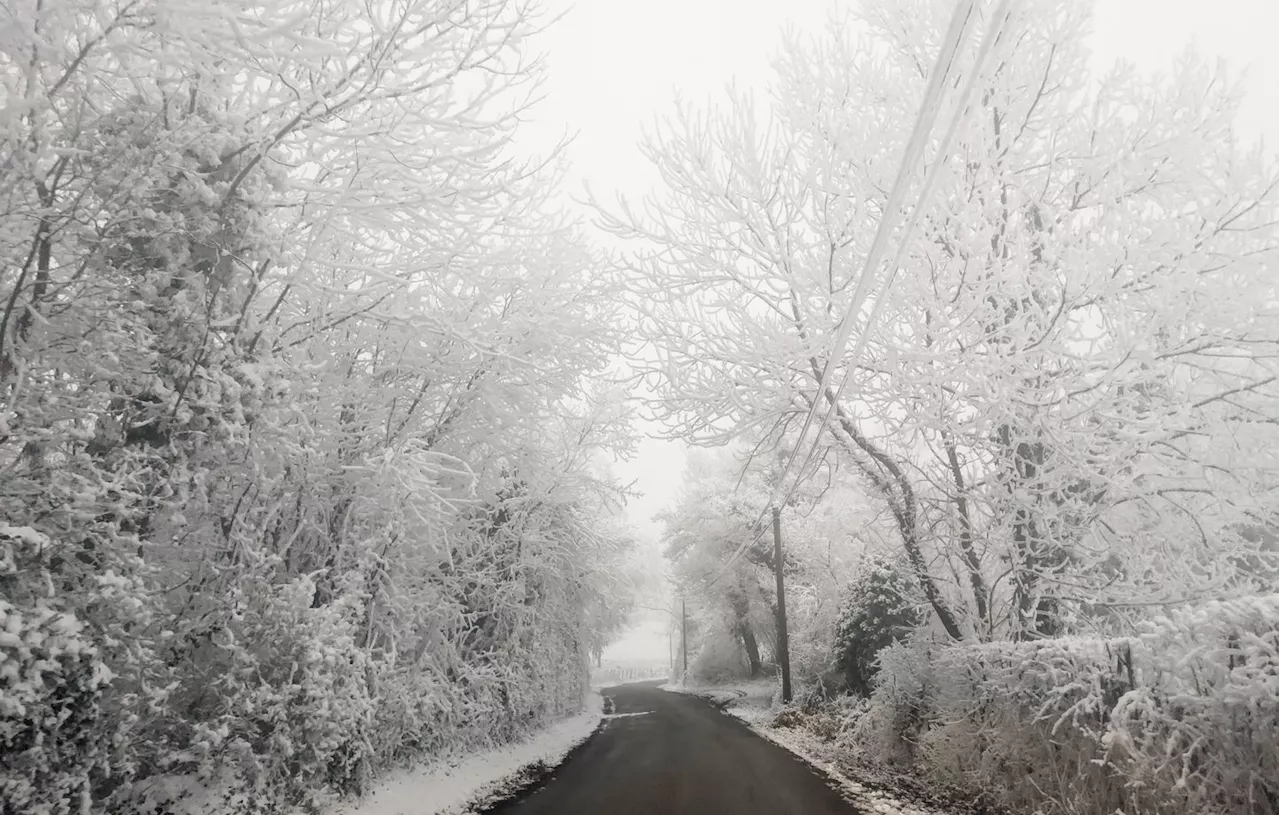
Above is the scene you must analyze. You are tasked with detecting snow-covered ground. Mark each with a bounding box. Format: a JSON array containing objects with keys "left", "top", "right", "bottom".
[
  {"left": 325, "top": 693, "right": 603, "bottom": 815},
  {"left": 659, "top": 678, "right": 776, "bottom": 717},
  {"left": 661, "top": 683, "right": 950, "bottom": 815}
]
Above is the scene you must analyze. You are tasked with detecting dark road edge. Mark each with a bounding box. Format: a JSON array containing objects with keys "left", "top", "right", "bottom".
[
  {"left": 471, "top": 718, "right": 607, "bottom": 814},
  {"left": 670, "top": 691, "right": 869, "bottom": 811},
  {"left": 692, "top": 694, "right": 986, "bottom": 815}
]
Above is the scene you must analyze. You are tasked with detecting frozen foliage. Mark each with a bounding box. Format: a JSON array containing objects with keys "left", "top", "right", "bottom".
[
  {"left": 659, "top": 448, "right": 785, "bottom": 683},
  {"left": 842, "top": 597, "right": 1279, "bottom": 814},
  {"left": 832, "top": 562, "right": 921, "bottom": 696},
  {"left": 0, "top": 526, "right": 116, "bottom": 814},
  {"left": 324, "top": 693, "right": 603, "bottom": 815},
  {"left": 660, "top": 445, "right": 887, "bottom": 689},
  {"left": 603, "top": 0, "right": 1278, "bottom": 644},
  {"left": 623, "top": 2, "right": 1279, "bottom": 805},
  {"left": 0, "top": 0, "right": 634, "bottom": 811}
]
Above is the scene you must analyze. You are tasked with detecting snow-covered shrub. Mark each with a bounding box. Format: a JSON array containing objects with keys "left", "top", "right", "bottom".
[
  {"left": 0, "top": 523, "right": 171, "bottom": 814},
  {"left": 831, "top": 561, "right": 921, "bottom": 696},
  {"left": 0, "top": 531, "right": 110, "bottom": 814},
  {"left": 906, "top": 596, "right": 1279, "bottom": 815},
  {"left": 0, "top": 607, "right": 106, "bottom": 814},
  {"left": 201, "top": 577, "right": 376, "bottom": 813},
  {"left": 1103, "top": 598, "right": 1278, "bottom": 814},
  {"left": 689, "top": 629, "right": 753, "bottom": 685},
  {"left": 786, "top": 583, "right": 845, "bottom": 698},
  {"left": 919, "top": 634, "right": 1125, "bottom": 812},
  {"left": 836, "top": 636, "right": 938, "bottom": 766}
]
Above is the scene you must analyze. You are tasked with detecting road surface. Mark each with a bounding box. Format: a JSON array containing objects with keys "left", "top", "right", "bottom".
[{"left": 486, "top": 681, "right": 859, "bottom": 815}]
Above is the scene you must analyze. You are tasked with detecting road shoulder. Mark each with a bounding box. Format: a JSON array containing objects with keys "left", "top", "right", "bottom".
[
  {"left": 324, "top": 693, "right": 604, "bottom": 815},
  {"left": 660, "top": 683, "right": 962, "bottom": 815}
]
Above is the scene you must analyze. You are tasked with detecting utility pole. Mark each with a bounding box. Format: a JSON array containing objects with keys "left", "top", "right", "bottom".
[
  {"left": 681, "top": 598, "right": 688, "bottom": 682},
  {"left": 772, "top": 507, "right": 792, "bottom": 703}
]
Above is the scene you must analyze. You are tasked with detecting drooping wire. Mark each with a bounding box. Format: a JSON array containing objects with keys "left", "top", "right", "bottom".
[
  {"left": 764, "top": 0, "right": 982, "bottom": 513},
  {"left": 778, "top": 0, "right": 1016, "bottom": 515},
  {"left": 702, "top": 0, "right": 1016, "bottom": 592}
]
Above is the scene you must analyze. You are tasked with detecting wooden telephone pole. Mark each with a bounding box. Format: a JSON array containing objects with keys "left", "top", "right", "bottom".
[
  {"left": 772, "top": 507, "right": 792, "bottom": 703},
  {"left": 681, "top": 598, "right": 689, "bottom": 680}
]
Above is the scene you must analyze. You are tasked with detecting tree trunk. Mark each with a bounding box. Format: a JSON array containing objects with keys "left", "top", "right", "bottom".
[
  {"left": 798, "top": 347, "right": 966, "bottom": 642},
  {"left": 833, "top": 408, "right": 965, "bottom": 641},
  {"left": 944, "top": 437, "right": 990, "bottom": 631},
  {"left": 998, "top": 424, "right": 1068, "bottom": 639},
  {"left": 729, "top": 591, "right": 762, "bottom": 677},
  {"left": 740, "top": 622, "right": 762, "bottom": 677}
]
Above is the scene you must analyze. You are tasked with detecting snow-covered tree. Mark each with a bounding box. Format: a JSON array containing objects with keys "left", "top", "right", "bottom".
[
  {"left": 601, "top": 0, "right": 1277, "bottom": 641},
  {"left": 832, "top": 560, "right": 922, "bottom": 696},
  {"left": 660, "top": 443, "right": 888, "bottom": 685},
  {"left": 660, "top": 449, "right": 778, "bottom": 679},
  {"left": 0, "top": 0, "right": 636, "bottom": 809}
]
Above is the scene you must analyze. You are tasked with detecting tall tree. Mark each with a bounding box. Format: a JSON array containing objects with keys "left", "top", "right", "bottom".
[
  {"left": 602, "top": 0, "right": 1277, "bottom": 640},
  {"left": 0, "top": 0, "right": 636, "bottom": 809}
]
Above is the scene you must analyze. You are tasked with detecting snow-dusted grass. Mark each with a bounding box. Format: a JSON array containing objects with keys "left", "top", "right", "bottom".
[
  {"left": 661, "top": 681, "right": 949, "bottom": 815},
  {"left": 751, "top": 719, "right": 950, "bottom": 815},
  {"left": 324, "top": 693, "right": 603, "bottom": 815}
]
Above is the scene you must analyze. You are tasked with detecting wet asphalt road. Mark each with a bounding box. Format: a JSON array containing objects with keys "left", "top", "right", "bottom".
[{"left": 486, "top": 681, "right": 860, "bottom": 815}]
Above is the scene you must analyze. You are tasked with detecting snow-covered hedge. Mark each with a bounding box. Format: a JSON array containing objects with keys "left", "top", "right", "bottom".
[
  {"left": 1, "top": 528, "right": 115, "bottom": 813},
  {"left": 839, "top": 596, "right": 1278, "bottom": 814},
  {"left": 0, "top": 0, "right": 635, "bottom": 812},
  {"left": 3, "top": 481, "right": 621, "bottom": 815}
]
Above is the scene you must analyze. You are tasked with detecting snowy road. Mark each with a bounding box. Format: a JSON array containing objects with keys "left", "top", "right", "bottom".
[{"left": 485, "top": 681, "right": 859, "bottom": 815}]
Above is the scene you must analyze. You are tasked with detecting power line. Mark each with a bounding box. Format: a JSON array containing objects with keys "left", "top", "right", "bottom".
[
  {"left": 705, "top": 0, "right": 1016, "bottom": 590},
  {"left": 764, "top": 0, "right": 983, "bottom": 515},
  {"left": 779, "top": 0, "right": 1016, "bottom": 514}
]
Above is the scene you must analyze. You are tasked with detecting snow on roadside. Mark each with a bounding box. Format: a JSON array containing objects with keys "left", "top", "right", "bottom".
[
  {"left": 661, "top": 679, "right": 778, "bottom": 725},
  {"left": 743, "top": 717, "right": 945, "bottom": 815},
  {"left": 661, "top": 683, "right": 947, "bottom": 815},
  {"left": 325, "top": 693, "right": 603, "bottom": 815}
]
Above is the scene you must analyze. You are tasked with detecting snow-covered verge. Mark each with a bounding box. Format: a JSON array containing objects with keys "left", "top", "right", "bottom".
[
  {"left": 322, "top": 693, "right": 603, "bottom": 815},
  {"left": 780, "top": 596, "right": 1279, "bottom": 815},
  {"left": 661, "top": 682, "right": 956, "bottom": 815}
]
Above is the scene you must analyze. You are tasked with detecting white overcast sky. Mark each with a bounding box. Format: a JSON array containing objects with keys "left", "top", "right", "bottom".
[{"left": 514, "top": 0, "right": 1279, "bottom": 661}]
